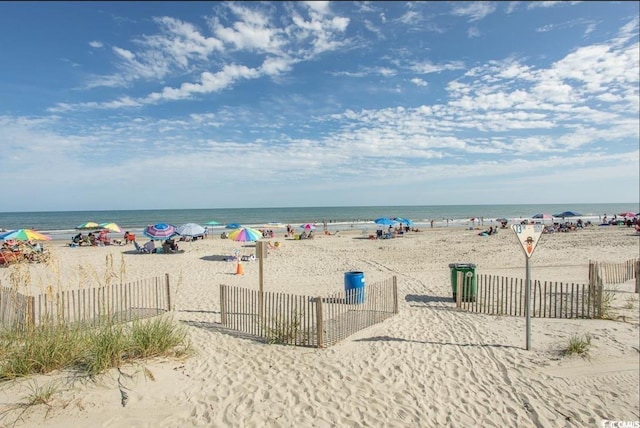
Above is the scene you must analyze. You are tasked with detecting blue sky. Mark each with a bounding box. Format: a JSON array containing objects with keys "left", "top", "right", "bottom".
[{"left": 1, "top": 1, "right": 638, "bottom": 212}]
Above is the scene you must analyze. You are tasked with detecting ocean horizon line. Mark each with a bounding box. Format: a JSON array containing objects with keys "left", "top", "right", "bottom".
[{"left": 2, "top": 201, "right": 639, "bottom": 215}]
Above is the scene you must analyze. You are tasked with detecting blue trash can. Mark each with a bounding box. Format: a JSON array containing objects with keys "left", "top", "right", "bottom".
[{"left": 344, "top": 271, "right": 365, "bottom": 304}]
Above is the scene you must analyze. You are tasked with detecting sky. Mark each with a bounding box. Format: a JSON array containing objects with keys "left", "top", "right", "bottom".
[{"left": 1, "top": 1, "right": 638, "bottom": 212}]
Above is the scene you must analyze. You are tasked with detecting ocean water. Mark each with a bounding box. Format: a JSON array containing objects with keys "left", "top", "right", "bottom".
[{"left": 0, "top": 203, "right": 637, "bottom": 242}]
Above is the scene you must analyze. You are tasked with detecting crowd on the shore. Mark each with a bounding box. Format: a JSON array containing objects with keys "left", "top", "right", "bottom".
[{"left": 0, "top": 239, "right": 49, "bottom": 265}]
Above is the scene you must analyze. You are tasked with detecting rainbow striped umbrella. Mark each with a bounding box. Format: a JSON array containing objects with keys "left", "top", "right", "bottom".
[
  {"left": 75, "top": 221, "right": 100, "bottom": 230},
  {"left": 0, "top": 229, "right": 51, "bottom": 241},
  {"left": 98, "top": 222, "right": 123, "bottom": 233},
  {"left": 227, "top": 227, "right": 263, "bottom": 242}
]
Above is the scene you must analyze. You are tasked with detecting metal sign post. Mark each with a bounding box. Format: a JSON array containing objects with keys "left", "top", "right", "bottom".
[{"left": 511, "top": 223, "right": 544, "bottom": 350}]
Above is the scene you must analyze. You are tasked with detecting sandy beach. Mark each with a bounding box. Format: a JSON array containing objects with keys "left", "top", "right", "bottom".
[{"left": 0, "top": 225, "right": 638, "bottom": 427}]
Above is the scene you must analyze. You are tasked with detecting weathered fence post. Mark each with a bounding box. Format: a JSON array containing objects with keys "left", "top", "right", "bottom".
[
  {"left": 220, "top": 284, "right": 226, "bottom": 325},
  {"left": 26, "top": 295, "right": 35, "bottom": 332},
  {"left": 315, "top": 297, "right": 323, "bottom": 348},
  {"left": 392, "top": 276, "right": 398, "bottom": 314},
  {"left": 635, "top": 260, "right": 640, "bottom": 294},
  {"left": 165, "top": 273, "right": 172, "bottom": 311}
]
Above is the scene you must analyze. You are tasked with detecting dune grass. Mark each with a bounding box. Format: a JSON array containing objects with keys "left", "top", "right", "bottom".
[
  {"left": 0, "top": 315, "right": 191, "bottom": 381},
  {"left": 563, "top": 333, "right": 592, "bottom": 358}
]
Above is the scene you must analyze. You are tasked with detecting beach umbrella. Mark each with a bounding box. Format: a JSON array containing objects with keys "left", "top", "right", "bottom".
[
  {"left": 374, "top": 217, "right": 398, "bottom": 226},
  {"left": 225, "top": 223, "right": 242, "bottom": 229},
  {"left": 0, "top": 229, "right": 51, "bottom": 241},
  {"left": 300, "top": 223, "right": 316, "bottom": 230},
  {"left": 98, "top": 222, "right": 123, "bottom": 233},
  {"left": 176, "top": 223, "right": 206, "bottom": 237},
  {"left": 227, "top": 227, "right": 263, "bottom": 242},
  {"left": 392, "top": 217, "right": 414, "bottom": 226},
  {"left": 143, "top": 223, "right": 178, "bottom": 240},
  {"left": 75, "top": 221, "right": 100, "bottom": 230},
  {"left": 552, "top": 211, "right": 582, "bottom": 218},
  {"left": 205, "top": 220, "right": 221, "bottom": 225},
  {"left": 619, "top": 211, "right": 638, "bottom": 218},
  {"left": 532, "top": 213, "right": 553, "bottom": 220}
]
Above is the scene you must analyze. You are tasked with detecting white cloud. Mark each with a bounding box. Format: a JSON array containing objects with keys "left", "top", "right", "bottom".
[
  {"left": 505, "top": 2, "right": 521, "bottom": 14},
  {"left": 89, "top": 41, "right": 103, "bottom": 48},
  {"left": 451, "top": 2, "right": 497, "bottom": 22},
  {"left": 410, "top": 78, "right": 428, "bottom": 87},
  {"left": 467, "top": 26, "right": 481, "bottom": 38},
  {"left": 411, "top": 61, "right": 466, "bottom": 74},
  {"left": 528, "top": 1, "right": 582, "bottom": 9}
]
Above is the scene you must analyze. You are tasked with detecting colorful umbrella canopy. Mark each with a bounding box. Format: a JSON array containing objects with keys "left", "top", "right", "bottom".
[
  {"left": 300, "top": 223, "right": 316, "bottom": 230},
  {"left": 98, "top": 222, "right": 123, "bottom": 233},
  {"left": 176, "top": 223, "right": 206, "bottom": 237},
  {"left": 225, "top": 223, "right": 243, "bottom": 229},
  {"left": 0, "top": 229, "right": 51, "bottom": 241},
  {"left": 532, "top": 213, "right": 553, "bottom": 220},
  {"left": 143, "top": 223, "right": 178, "bottom": 240},
  {"left": 392, "top": 217, "right": 414, "bottom": 226},
  {"left": 75, "top": 221, "right": 100, "bottom": 230},
  {"left": 227, "top": 227, "right": 263, "bottom": 242},
  {"left": 619, "top": 211, "right": 638, "bottom": 218},
  {"left": 374, "top": 217, "right": 399, "bottom": 226}
]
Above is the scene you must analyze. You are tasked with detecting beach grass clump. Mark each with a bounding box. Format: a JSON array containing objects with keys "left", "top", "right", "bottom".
[
  {"left": 0, "top": 324, "right": 86, "bottom": 380},
  {"left": 80, "top": 322, "right": 128, "bottom": 376},
  {"left": 22, "top": 379, "right": 60, "bottom": 407},
  {"left": 563, "top": 333, "right": 592, "bottom": 358},
  {"left": 128, "top": 316, "right": 191, "bottom": 359},
  {"left": 624, "top": 295, "right": 636, "bottom": 310},
  {"left": 0, "top": 316, "right": 191, "bottom": 380},
  {"left": 264, "top": 311, "right": 304, "bottom": 345},
  {"left": 598, "top": 286, "right": 618, "bottom": 320}
]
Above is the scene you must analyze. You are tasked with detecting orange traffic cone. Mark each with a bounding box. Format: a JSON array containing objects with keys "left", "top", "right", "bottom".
[{"left": 235, "top": 261, "right": 244, "bottom": 275}]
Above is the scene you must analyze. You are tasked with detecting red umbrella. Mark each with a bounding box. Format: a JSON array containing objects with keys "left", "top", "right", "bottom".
[{"left": 619, "top": 211, "right": 638, "bottom": 218}]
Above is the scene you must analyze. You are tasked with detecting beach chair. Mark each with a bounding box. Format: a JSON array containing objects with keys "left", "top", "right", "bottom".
[{"left": 134, "top": 241, "right": 151, "bottom": 254}]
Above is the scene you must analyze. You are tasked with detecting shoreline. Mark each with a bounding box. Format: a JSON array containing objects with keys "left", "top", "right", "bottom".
[{"left": 9, "top": 213, "right": 630, "bottom": 243}]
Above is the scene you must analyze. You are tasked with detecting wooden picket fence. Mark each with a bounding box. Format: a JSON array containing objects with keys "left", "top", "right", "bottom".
[
  {"left": 456, "top": 259, "right": 639, "bottom": 318},
  {"left": 220, "top": 276, "right": 399, "bottom": 348},
  {"left": 589, "top": 259, "right": 640, "bottom": 293},
  {"left": 0, "top": 274, "right": 172, "bottom": 331}
]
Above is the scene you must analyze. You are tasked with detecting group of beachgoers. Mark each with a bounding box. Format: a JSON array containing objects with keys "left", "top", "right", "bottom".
[
  {"left": 71, "top": 230, "right": 124, "bottom": 246},
  {"left": 0, "top": 239, "right": 49, "bottom": 265}
]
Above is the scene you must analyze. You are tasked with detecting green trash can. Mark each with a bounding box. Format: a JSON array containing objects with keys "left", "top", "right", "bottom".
[{"left": 448, "top": 263, "right": 477, "bottom": 302}]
